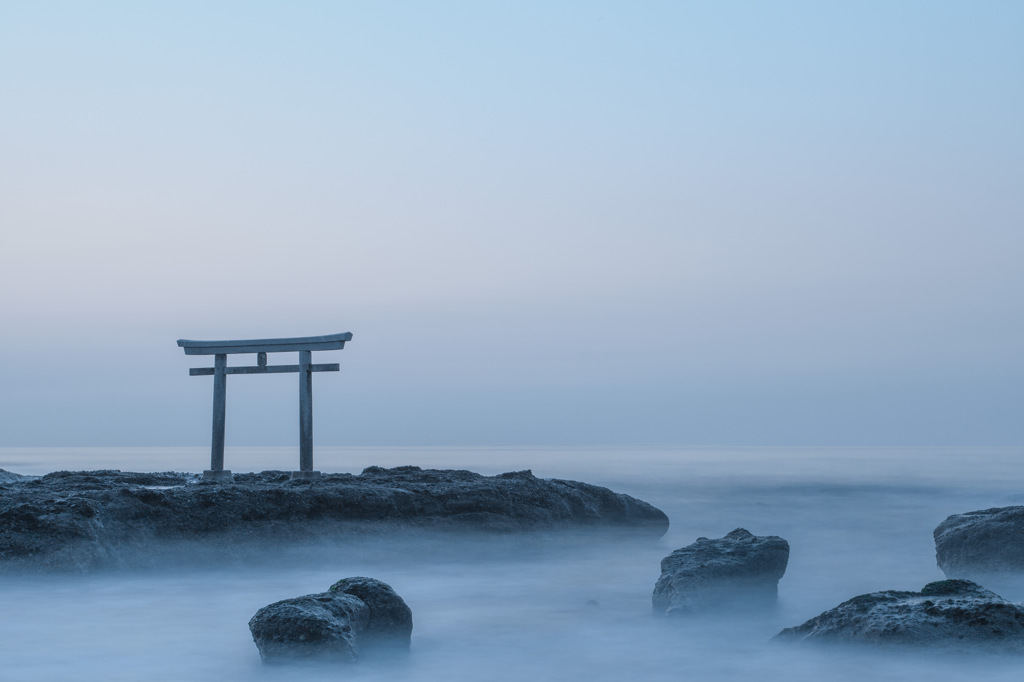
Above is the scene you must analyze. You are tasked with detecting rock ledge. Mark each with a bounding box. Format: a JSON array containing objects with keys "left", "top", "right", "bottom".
[{"left": 0, "top": 466, "right": 669, "bottom": 571}]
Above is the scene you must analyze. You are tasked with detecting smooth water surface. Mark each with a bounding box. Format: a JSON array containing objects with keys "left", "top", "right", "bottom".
[{"left": 1, "top": 446, "right": 1022, "bottom": 681}]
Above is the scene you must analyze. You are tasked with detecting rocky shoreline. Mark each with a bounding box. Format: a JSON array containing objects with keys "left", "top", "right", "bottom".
[{"left": 0, "top": 466, "right": 669, "bottom": 571}]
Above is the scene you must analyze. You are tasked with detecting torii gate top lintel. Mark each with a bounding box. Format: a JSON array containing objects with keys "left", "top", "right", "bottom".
[
  {"left": 177, "top": 332, "right": 352, "bottom": 355},
  {"left": 179, "top": 332, "right": 352, "bottom": 482}
]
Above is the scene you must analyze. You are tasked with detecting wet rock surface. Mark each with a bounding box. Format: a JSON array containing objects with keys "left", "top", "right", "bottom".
[
  {"left": 0, "top": 470, "right": 29, "bottom": 485},
  {"left": 0, "top": 466, "right": 668, "bottom": 571},
  {"left": 774, "top": 579, "right": 1024, "bottom": 652},
  {"left": 328, "top": 577, "right": 414, "bottom": 646},
  {"left": 935, "top": 506, "right": 1024, "bottom": 578},
  {"left": 249, "top": 577, "right": 412, "bottom": 663},
  {"left": 652, "top": 528, "right": 789, "bottom": 615}
]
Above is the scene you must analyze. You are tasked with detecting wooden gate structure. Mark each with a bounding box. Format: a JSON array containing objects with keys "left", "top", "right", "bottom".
[{"left": 177, "top": 332, "right": 353, "bottom": 481}]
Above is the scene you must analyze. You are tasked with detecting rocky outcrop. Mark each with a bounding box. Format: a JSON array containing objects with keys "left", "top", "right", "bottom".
[
  {"left": 652, "top": 528, "right": 789, "bottom": 615},
  {"left": 935, "top": 506, "right": 1024, "bottom": 578},
  {"left": 0, "top": 466, "right": 668, "bottom": 571},
  {"left": 249, "top": 577, "right": 411, "bottom": 663},
  {"left": 774, "top": 579, "right": 1024, "bottom": 652}
]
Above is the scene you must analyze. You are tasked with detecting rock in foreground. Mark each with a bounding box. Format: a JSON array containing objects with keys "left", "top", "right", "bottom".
[
  {"left": 652, "top": 528, "right": 789, "bottom": 615},
  {"left": 249, "top": 577, "right": 411, "bottom": 663},
  {"left": 0, "top": 466, "right": 669, "bottom": 571},
  {"left": 774, "top": 579, "right": 1024, "bottom": 652},
  {"left": 935, "top": 507, "right": 1024, "bottom": 578}
]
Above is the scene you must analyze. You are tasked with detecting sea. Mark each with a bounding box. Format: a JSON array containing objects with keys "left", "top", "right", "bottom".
[{"left": 1, "top": 445, "right": 1022, "bottom": 681}]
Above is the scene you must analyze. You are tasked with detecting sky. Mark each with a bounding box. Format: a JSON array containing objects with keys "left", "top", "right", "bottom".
[{"left": 0, "top": 1, "right": 1021, "bottom": 446}]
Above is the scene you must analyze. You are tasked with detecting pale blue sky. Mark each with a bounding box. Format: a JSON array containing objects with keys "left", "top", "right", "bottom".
[{"left": 1, "top": 1, "right": 1021, "bottom": 445}]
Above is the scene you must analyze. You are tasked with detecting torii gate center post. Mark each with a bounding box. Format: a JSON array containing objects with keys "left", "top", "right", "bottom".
[{"left": 177, "top": 333, "right": 352, "bottom": 482}]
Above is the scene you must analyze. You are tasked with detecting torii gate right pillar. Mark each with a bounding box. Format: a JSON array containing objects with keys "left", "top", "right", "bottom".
[
  {"left": 295, "top": 349, "right": 317, "bottom": 479},
  {"left": 210, "top": 353, "right": 228, "bottom": 475}
]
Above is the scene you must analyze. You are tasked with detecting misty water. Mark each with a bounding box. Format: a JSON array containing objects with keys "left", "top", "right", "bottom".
[{"left": 2, "top": 445, "right": 1023, "bottom": 681}]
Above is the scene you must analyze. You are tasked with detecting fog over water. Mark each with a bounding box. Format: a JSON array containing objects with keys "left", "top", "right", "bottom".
[{"left": 1, "top": 446, "right": 1023, "bottom": 680}]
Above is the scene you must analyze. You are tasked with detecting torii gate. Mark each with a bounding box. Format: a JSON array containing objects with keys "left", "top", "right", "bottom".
[{"left": 177, "top": 332, "right": 352, "bottom": 481}]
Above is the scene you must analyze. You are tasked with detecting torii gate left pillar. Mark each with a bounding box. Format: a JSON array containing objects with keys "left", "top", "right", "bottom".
[{"left": 177, "top": 333, "right": 352, "bottom": 482}]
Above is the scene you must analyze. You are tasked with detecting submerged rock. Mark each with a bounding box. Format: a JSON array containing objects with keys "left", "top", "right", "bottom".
[
  {"left": 935, "top": 507, "right": 1024, "bottom": 578},
  {"left": 652, "top": 528, "right": 789, "bottom": 615},
  {"left": 774, "top": 579, "right": 1024, "bottom": 652},
  {"left": 249, "top": 577, "right": 411, "bottom": 663},
  {"left": 0, "top": 466, "right": 668, "bottom": 571}
]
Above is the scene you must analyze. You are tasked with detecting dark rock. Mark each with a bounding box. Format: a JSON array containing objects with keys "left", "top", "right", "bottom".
[
  {"left": 652, "top": 528, "right": 789, "bottom": 615},
  {"left": 0, "top": 467, "right": 668, "bottom": 571},
  {"left": 774, "top": 579, "right": 1024, "bottom": 652},
  {"left": 328, "top": 577, "right": 413, "bottom": 648},
  {"left": 249, "top": 578, "right": 412, "bottom": 664},
  {"left": 935, "top": 506, "right": 1024, "bottom": 578},
  {"left": 249, "top": 592, "right": 369, "bottom": 663}
]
